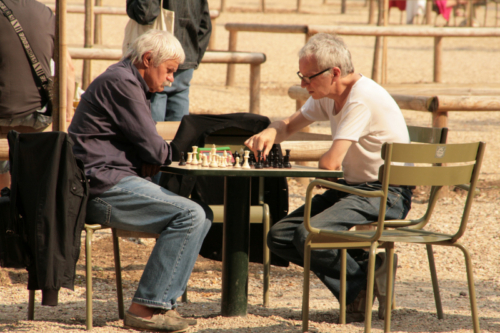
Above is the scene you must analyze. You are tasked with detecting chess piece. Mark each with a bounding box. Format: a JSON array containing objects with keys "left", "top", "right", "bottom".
[
  {"left": 268, "top": 151, "right": 274, "bottom": 168},
  {"left": 191, "top": 152, "right": 199, "bottom": 165},
  {"left": 278, "top": 157, "right": 283, "bottom": 168},
  {"left": 186, "top": 152, "right": 193, "bottom": 164},
  {"left": 273, "top": 152, "right": 279, "bottom": 168},
  {"left": 234, "top": 156, "right": 241, "bottom": 168},
  {"left": 284, "top": 149, "right": 292, "bottom": 168},
  {"left": 227, "top": 154, "right": 233, "bottom": 167},
  {"left": 220, "top": 155, "right": 227, "bottom": 168},
  {"left": 233, "top": 151, "right": 240, "bottom": 166},
  {"left": 179, "top": 152, "right": 186, "bottom": 166},
  {"left": 255, "top": 150, "right": 263, "bottom": 169},
  {"left": 248, "top": 152, "right": 255, "bottom": 166},
  {"left": 210, "top": 154, "right": 218, "bottom": 168},
  {"left": 263, "top": 154, "right": 269, "bottom": 168},
  {"left": 242, "top": 155, "right": 251, "bottom": 169},
  {"left": 202, "top": 154, "right": 209, "bottom": 167}
]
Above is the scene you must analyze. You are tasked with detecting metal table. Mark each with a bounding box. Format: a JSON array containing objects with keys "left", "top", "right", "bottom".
[{"left": 161, "top": 162, "right": 343, "bottom": 316}]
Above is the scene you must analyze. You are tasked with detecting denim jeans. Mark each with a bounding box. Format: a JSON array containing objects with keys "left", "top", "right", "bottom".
[
  {"left": 86, "top": 176, "right": 212, "bottom": 309},
  {"left": 150, "top": 68, "right": 194, "bottom": 122},
  {"left": 267, "top": 180, "right": 412, "bottom": 305}
]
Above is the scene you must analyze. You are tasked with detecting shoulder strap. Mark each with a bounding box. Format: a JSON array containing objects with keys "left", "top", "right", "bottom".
[{"left": 0, "top": 0, "right": 52, "bottom": 93}]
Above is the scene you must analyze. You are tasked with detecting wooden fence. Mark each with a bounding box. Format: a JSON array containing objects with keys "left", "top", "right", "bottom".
[
  {"left": 224, "top": 23, "right": 500, "bottom": 85},
  {"left": 68, "top": 48, "right": 266, "bottom": 115},
  {"left": 288, "top": 84, "right": 500, "bottom": 128}
]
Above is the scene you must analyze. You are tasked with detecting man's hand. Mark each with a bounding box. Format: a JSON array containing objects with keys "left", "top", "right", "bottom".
[
  {"left": 142, "top": 163, "right": 161, "bottom": 178},
  {"left": 244, "top": 128, "right": 278, "bottom": 158}
]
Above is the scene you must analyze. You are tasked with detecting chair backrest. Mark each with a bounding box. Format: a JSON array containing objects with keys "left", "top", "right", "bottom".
[
  {"left": 379, "top": 141, "right": 486, "bottom": 240},
  {"left": 407, "top": 125, "right": 448, "bottom": 144}
]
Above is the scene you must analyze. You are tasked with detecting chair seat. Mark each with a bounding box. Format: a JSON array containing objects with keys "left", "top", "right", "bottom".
[{"left": 314, "top": 228, "right": 453, "bottom": 245}]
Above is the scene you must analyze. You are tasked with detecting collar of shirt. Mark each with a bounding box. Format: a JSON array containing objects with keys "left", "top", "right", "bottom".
[{"left": 122, "top": 58, "right": 152, "bottom": 100}]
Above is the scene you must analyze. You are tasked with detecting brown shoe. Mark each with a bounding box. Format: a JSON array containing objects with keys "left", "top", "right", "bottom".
[
  {"left": 342, "top": 289, "right": 375, "bottom": 323},
  {"left": 374, "top": 252, "right": 398, "bottom": 320},
  {"left": 165, "top": 308, "right": 197, "bottom": 326},
  {"left": 124, "top": 309, "right": 188, "bottom": 332}
]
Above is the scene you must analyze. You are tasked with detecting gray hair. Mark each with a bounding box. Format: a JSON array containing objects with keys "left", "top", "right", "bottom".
[
  {"left": 122, "top": 30, "right": 185, "bottom": 67},
  {"left": 298, "top": 33, "right": 354, "bottom": 77}
]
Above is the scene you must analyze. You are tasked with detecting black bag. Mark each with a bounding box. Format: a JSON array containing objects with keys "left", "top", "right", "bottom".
[{"left": 0, "top": 187, "right": 30, "bottom": 268}]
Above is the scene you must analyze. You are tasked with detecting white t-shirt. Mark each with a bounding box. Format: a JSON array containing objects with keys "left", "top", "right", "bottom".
[{"left": 300, "top": 75, "right": 409, "bottom": 184}]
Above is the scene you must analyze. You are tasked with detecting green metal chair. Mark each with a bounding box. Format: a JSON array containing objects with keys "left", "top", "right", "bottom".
[
  {"left": 78, "top": 198, "right": 269, "bottom": 331},
  {"left": 301, "top": 141, "right": 485, "bottom": 333}
]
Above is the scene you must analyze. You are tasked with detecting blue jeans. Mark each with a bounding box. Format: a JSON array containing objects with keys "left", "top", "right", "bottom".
[
  {"left": 86, "top": 176, "right": 212, "bottom": 309},
  {"left": 150, "top": 68, "right": 194, "bottom": 122},
  {"left": 267, "top": 180, "right": 412, "bottom": 305}
]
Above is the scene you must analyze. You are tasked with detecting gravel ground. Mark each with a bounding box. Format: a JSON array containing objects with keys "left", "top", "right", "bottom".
[{"left": 1, "top": 0, "right": 500, "bottom": 332}]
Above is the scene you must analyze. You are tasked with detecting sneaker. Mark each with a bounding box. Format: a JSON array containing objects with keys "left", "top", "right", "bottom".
[
  {"left": 374, "top": 252, "right": 398, "bottom": 320},
  {"left": 124, "top": 309, "right": 189, "bottom": 332},
  {"left": 165, "top": 308, "right": 197, "bottom": 326}
]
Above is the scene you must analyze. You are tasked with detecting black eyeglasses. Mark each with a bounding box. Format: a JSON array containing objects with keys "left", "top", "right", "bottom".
[{"left": 297, "top": 68, "right": 332, "bottom": 84}]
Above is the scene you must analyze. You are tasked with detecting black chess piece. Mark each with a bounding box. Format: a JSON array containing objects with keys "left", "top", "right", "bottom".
[
  {"left": 249, "top": 152, "right": 255, "bottom": 166},
  {"left": 273, "top": 153, "right": 279, "bottom": 168},
  {"left": 284, "top": 149, "right": 292, "bottom": 168},
  {"left": 179, "top": 151, "right": 186, "bottom": 166},
  {"left": 255, "top": 150, "right": 263, "bottom": 169},
  {"left": 268, "top": 150, "right": 274, "bottom": 167},
  {"left": 263, "top": 154, "right": 269, "bottom": 168},
  {"left": 278, "top": 157, "right": 283, "bottom": 168}
]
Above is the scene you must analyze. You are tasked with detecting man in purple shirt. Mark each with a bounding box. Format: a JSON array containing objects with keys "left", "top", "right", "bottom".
[{"left": 69, "top": 30, "right": 211, "bottom": 332}]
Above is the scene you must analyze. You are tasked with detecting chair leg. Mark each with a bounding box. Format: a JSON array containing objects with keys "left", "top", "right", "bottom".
[
  {"left": 28, "top": 290, "right": 35, "bottom": 320},
  {"left": 364, "top": 242, "right": 377, "bottom": 333},
  {"left": 384, "top": 245, "right": 395, "bottom": 333},
  {"left": 301, "top": 235, "right": 313, "bottom": 332},
  {"left": 338, "top": 248, "right": 347, "bottom": 324},
  {"left": 426, "top": 244, "right": 444, "bottom": 319},
  {"left": 455, "top": 243, "right": 481, "bottom": 333},
  {"left": 85, "top": 227, "right": 95, "bottom": 331},
  {"left": 262, "top": 203, "right": 270, "bottom": 307},
  {"left": 182, "top": 287, "right": 188, "bottom": 303},
  {"left": 111, "top": 229, "right": 125, "bottom": 319}
]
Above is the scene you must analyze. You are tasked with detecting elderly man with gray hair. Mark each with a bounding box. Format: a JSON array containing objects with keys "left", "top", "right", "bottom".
[
  {"left": 245, "top": 33, "right": 412, "bottom": 323},
  {"left": 69, "top": 30, "right": 212, "bottom": 332}
]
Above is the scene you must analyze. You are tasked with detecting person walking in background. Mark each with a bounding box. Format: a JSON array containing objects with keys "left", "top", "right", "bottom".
[
  {"left": 126, "top": 0, "right": 212, "bottom": 122},
  {"left": 0, "top": 0, "right": 75, "bottom": 189}
]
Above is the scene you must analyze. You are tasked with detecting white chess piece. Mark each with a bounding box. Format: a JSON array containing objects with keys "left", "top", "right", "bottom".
[
  {"left": 220, "top": 155, "right": 227, "bottom": 168},
  {"left": 227, "top": 154, "right": 233, "bottom": 167},
  {"left": 234, "top": 156, "right": 241, "bottom": 168},
  {"left": 186, "top": 152, "right": 193, "bottom": 164},
  {"left": 202, "top": 154, "right": 209, "bottom": 167},
  {"left": 191, "top": 152, "right": 199, "bottom": 165},
  {"left": 211, "top": 144, "right": 217, "bottom": 156},
  {"left": 210, "top": 153, "right": 218, "bottom": 168},
  {"left": 192, "top": 146, "right": 198, "bottom": 155},
  {"left": 242, "top": 154, "right": 250, "bottom": 169}
]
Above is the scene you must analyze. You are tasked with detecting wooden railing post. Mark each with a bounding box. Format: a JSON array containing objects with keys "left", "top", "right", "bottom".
[
  {"left": 83, "top": 0, "right": 94, "bottom": 90},
  {"left": 341, "top": 0, "right": 346, "bottom": 14},
  {"left": 94, "top": 0, "right": 102, "bottom": 45},
  {"left": 226, "top": 31, "right": 237, "bottom": 86},
  {"left": 368, "top": 0, "right": 376, "bottom": 24},
  {"left": 434, "top": 36, "right": 442, "bottom": 83},
  {"left": 249, "top": 64, "right": 261, "bottom": 114}
]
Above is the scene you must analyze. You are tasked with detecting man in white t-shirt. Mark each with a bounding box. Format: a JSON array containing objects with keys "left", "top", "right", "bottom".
[{"left": 245, "top": 33, "right": 412, "bottom": 323}]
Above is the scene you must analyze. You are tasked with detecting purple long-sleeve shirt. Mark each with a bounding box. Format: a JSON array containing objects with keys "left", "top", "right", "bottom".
[{"left": 69, "top": 58, "right": 171, "bottom": 198}]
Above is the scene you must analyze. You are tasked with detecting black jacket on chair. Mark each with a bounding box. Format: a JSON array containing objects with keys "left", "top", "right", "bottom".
[
  {"left": 7, "top": 131, "right": 89, "bottom": 306},
  {"left": 159, "top": 113, "right": 289, "bottom": 266}
]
